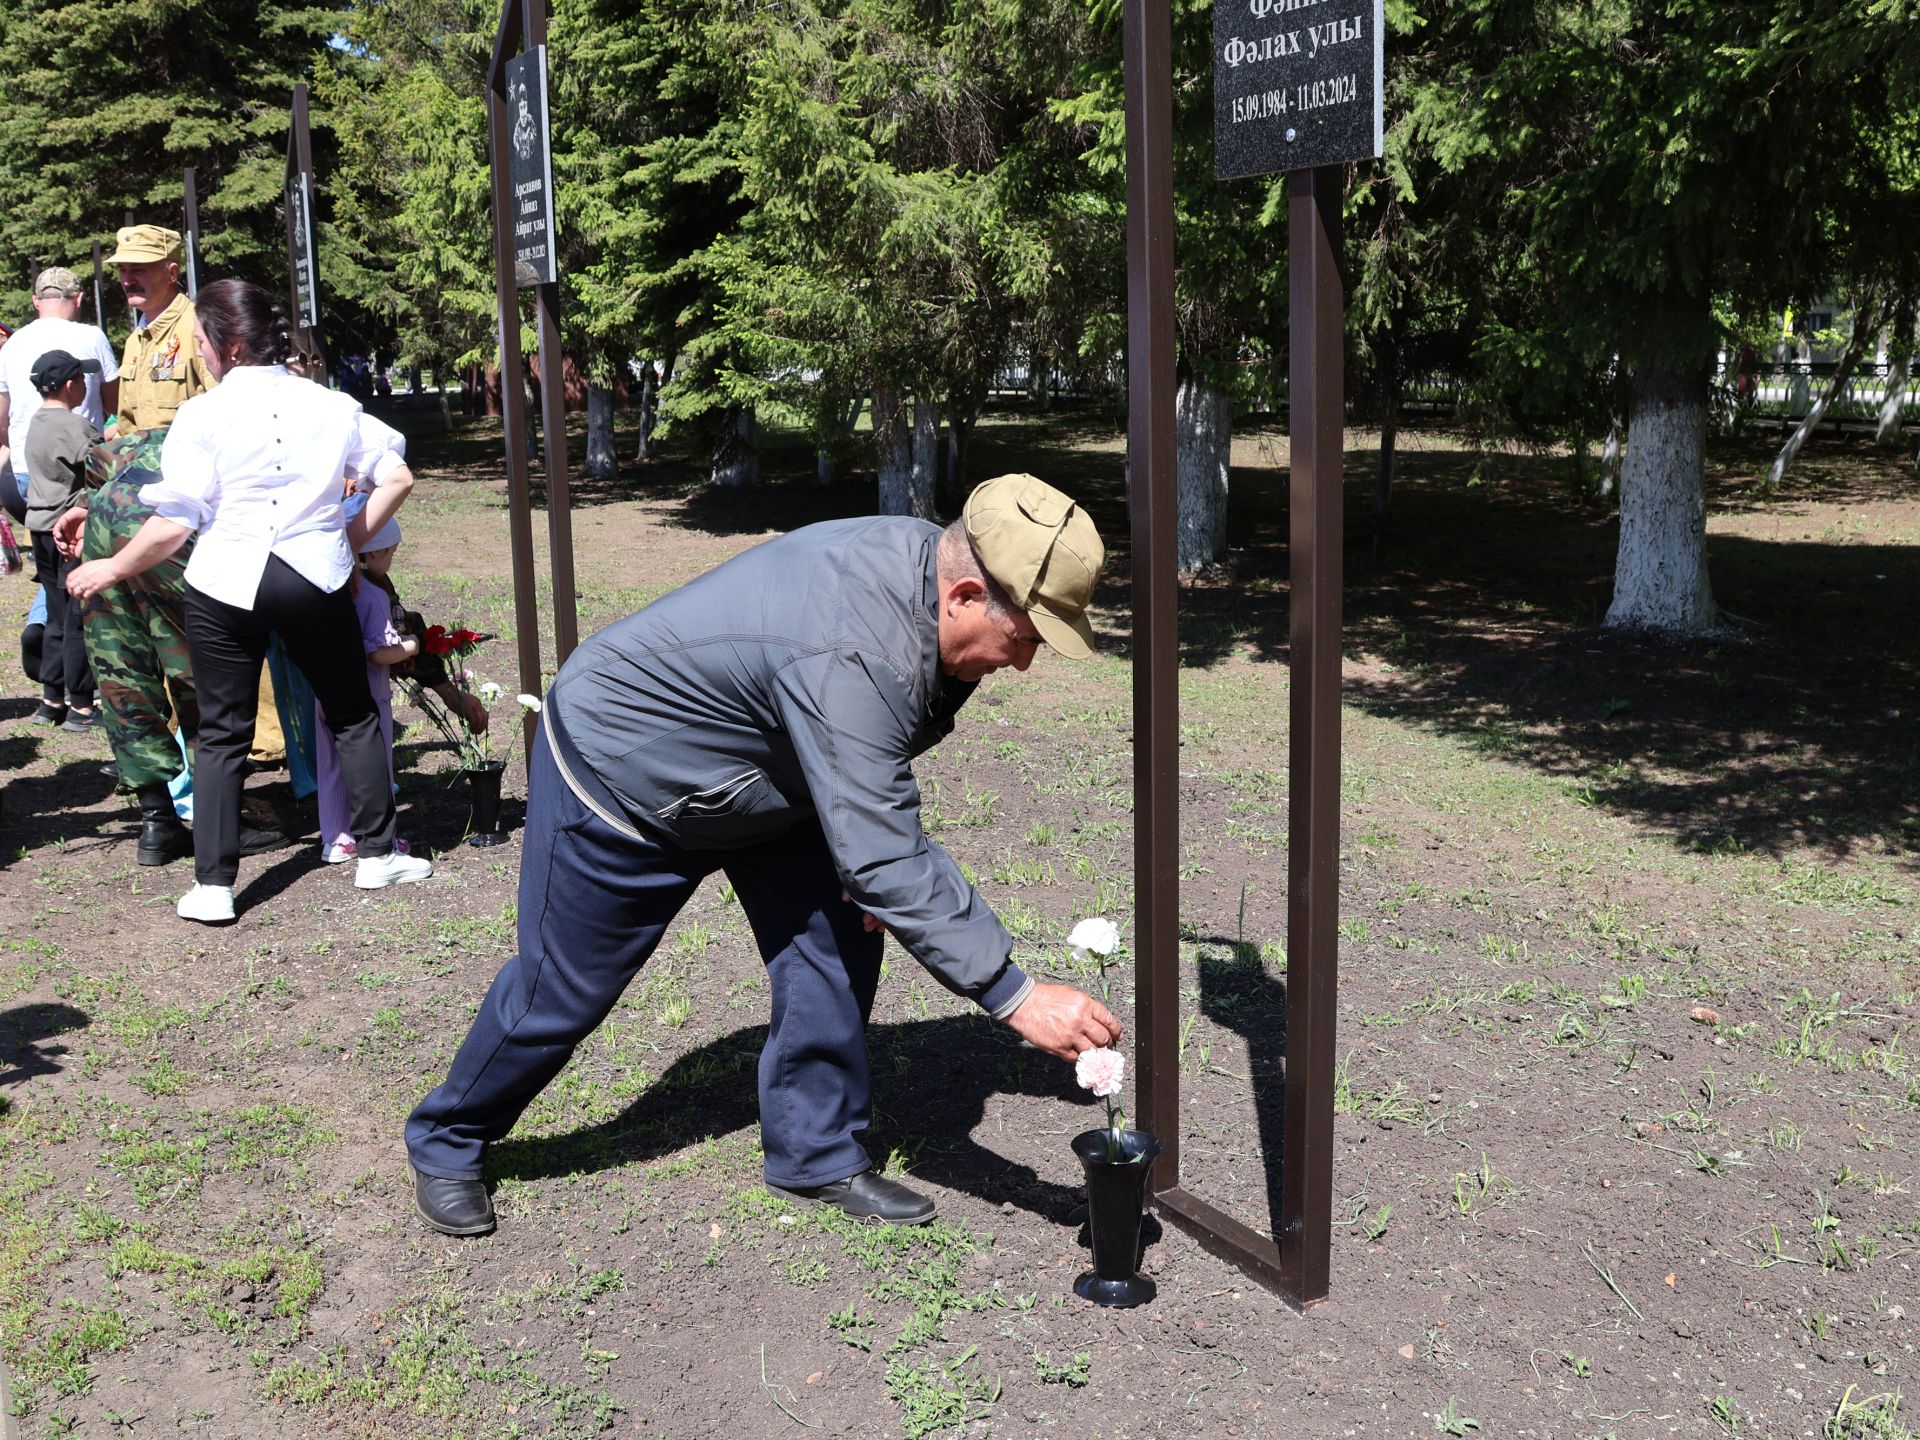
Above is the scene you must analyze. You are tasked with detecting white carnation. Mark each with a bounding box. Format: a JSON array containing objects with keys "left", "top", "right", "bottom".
[{"left": 1067, "top": 916, "right": 1120, "bottom": 961}]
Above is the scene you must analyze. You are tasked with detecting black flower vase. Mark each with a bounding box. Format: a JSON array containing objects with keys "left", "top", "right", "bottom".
[
  {"left": 465, "top": 760, "right": 507, "bottom": 847},
  {"left": 1072, "top": 1128, "right": 1161, "bottom": 1307}
]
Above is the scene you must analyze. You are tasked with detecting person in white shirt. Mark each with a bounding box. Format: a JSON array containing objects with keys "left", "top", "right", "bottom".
[
  {"left": 67, "top": 279, "right": 434, "bottom": 923},
  {"left": 0, "top": 267, "right": 120, "bottom": 522}
]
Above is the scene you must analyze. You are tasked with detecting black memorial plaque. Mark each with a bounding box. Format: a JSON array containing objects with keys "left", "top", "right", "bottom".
[
  {"left": 287, "top": 172, "right": 319, "bottom": 328},
  {"left": 505, "top": 44, "right": 558, "bottom": 287},
  {"left": 1214, "top": 0, "right": 1382, "bottom": 179}
]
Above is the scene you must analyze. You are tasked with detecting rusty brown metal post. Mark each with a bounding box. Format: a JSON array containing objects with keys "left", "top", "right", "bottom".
[
  {"left": 283, "top": 83, "right": 328, "bottom": 384},
  {"left": 522, "top": 0, "right": 579, "bottom": 663},
  {"left": 488, "top": 0, "right": 546, "bottom": 754},
  {"left": 1123, "top": 0, "right": 1181, "bottom": 1182},
  {"left": 1280, "top": 163, "right": 1345, "bottom": 1307},
  {"left": 1124, "top": 0, "right": 1298, "bottom": 1308},
  {"left": 183, "top": 166, "right": 202, "bottom": 299}
]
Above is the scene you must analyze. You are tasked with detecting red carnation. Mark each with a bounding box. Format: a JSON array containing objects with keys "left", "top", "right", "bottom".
[
  {"left": 452, "top": 628, "right": 483, "bottom": 647},
  {"left": 421, "top": 625, "right": 455, "bottom": 656}
]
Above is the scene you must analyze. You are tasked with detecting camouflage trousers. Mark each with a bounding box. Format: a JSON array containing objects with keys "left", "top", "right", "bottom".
[{"left": 81, "top": 479, "right": 198, "bottom": 792}]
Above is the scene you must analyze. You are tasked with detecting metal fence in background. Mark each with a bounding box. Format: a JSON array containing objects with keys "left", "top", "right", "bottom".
[
  {"left": 1734, "top": 359, "right": 1919, "bottom": 428},
  {"left": 984, "top": 357, "right": 1917, "bottom": 436}
]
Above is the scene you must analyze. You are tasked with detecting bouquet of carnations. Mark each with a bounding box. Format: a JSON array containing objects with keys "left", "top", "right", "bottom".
[
  {"left": 400, "top": 626, "right": 542, "bottom": 773},
  {"left": 1066, "top": 917, "right": 1138, "bottom": 1161}
]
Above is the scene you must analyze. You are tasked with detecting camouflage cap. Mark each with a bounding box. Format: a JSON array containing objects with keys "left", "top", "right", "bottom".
[
  {"left": 106, "top": 225, "right": 184, "bottom": 265},
  {"left": 34, "top": 266, "right": 83, "bottom": 298}
]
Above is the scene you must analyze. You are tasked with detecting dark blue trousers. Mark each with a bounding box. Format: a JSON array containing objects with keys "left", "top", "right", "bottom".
[{"left": 405, "top": 731, "right": 883, "bottom": 1188}]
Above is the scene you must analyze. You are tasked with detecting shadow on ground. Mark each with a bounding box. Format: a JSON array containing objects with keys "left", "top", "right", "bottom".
[
  {"left": 492, "top": 1014, "right": 1127, "bottom": 1226},
  {"left": 399, "top": 405, "right": 1920, "bottom": 865},
  {"left": 1192, "top": 938, "right": 1289, "bottom": 1244},
  {"left": 0, "top": 1002, "right": 91, "bottom": 1090}
]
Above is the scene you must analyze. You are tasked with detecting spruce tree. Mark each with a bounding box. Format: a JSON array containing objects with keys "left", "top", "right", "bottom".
[{"left": 0, "top": 0, "right": 346, "bottom": 322}]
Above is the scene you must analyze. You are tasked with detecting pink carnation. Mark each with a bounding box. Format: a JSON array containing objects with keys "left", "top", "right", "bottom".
[{"left": 1075, "top": 1046, "right": 1126, "bottom": 1099}]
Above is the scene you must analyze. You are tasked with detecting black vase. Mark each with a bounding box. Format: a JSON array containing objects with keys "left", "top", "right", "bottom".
[
  {"left": 1071, "top": 1128, "right": 1161, "bottom": 1307},
  {"left": 465, "top": 761, "right": 506, "bottom": 847}
]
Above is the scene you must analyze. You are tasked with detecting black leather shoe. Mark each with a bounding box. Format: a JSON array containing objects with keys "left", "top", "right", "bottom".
[
  {"left": 413, "top": 1166, "right": 495, "bottom": 1236},
  {"left": 136, "top": 790, "right": 193, "bottom": 867},
  {"left": 771, "top": 1170, "right": 936, "bottom": 1225},
  {"left": 238, "top": 824, "right": 289, "bottom": 856}
]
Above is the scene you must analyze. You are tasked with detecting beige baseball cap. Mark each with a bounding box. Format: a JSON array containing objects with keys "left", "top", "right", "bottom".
[
  {"left": 33, "top": 266, "right": 82, "bottom": 298},
  {"left": 962, "top": 474, "right": 1105, "bottom": 659},
  {"left": 106, "top": 224, "right": 184, "bottom": 265}
]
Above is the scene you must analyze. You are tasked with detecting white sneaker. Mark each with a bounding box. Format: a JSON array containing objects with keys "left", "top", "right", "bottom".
[
  {"left": 325, "top": 836, "right": 406, "bottom": 865},
  {"left": 355, "top": 851, "right": 434, "bottom": 890},
  {"left": 177, "top": 883, "right": 236, "bottom": 924}
]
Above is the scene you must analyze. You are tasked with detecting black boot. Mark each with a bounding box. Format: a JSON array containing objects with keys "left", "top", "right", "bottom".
[{"left": 136, "top": 785, "right": 192, "bottom": 867}]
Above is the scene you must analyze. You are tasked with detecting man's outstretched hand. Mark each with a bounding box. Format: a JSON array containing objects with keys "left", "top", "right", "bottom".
[{"left": 1005, "top": 982, "right": 1122, "bottom": 1061}]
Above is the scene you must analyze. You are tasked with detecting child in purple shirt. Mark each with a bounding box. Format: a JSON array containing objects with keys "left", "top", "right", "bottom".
[{"left": 315, "top": 517, "right": 417, "bottom": 863}]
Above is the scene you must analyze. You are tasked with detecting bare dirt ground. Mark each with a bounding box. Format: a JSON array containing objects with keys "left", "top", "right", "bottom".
[{"left": 1, "top": 409, "right": 1915, "bottom": 1440}]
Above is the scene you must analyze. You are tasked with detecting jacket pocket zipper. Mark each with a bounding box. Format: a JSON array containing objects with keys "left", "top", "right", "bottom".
[{"left": 658, "top": 769, "right": 762, "bottom": 821}]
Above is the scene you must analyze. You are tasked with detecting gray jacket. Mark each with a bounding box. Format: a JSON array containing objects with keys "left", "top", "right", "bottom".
[{"left": 545, "top": 516, "right": 1029, "bottom": 1018}]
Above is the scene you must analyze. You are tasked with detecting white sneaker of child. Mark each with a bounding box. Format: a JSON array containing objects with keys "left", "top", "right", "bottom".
[
  {"left": 355, "top": 850, "right": 434, "bottom": 890},
  {"left": 177, "top": 883, "right": 236, "bottom": 924}
]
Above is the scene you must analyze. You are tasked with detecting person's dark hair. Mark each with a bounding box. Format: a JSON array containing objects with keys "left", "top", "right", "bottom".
[{"left": 194, "top": 279, "right": 295, "bottom": 368}]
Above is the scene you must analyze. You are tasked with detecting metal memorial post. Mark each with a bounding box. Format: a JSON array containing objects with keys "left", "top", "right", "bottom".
[
  {"left": 488, "top": 0, "right": 579, "bottom": 753},
  {"left": 1126, "top": 0, "right": 1382, "bottom": 1310},
  {"left": 183, "top": 166, "right": 203, "bottom": 300},
  {"left": 1122, "top": 0, "right": 1182, "bottom": 1230},
  {"left": 283, "top": 84, "right": 326, "bottom": 381},
  {"left": 90, "top": 239, "right": 105, "bottom": 326}
]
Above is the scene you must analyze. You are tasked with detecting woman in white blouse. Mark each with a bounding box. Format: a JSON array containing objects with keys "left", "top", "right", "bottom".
[{"left": 68, "top": 279, "right": 433, "bottom": 923}]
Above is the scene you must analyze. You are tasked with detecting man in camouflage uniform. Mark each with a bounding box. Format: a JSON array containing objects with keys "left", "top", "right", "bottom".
[
  {"left": 104, "top": 224, "right": 287, "bottom": 767},
  {"left": 50, "top": 432, "right": 197, "bottom": 861}
]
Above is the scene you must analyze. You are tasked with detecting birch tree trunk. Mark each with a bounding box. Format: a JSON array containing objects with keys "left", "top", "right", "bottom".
[
  {"left": 1175, "top": 374, "right": 1231, "bottom": 575},
  {"left": 874, "top": 384, "right": 935, "bottom": 517},
  {"left": 1029, "top": 356, "right": 1051, "bottom": 413},
  {"left": 710, "top": 405, "right": 759, "bottom": 487},
  {"left": 1767, "top": 294, "right": 1880, "bottom": 488},
  {"left": 1876, "top": 297, "right": 1914, "bottom": 447},
  {"left": 911, "top": 398, "right": 940, "bottom": 513},
  {"left": 1374, "top": 346, "right": 1399, "bottom": 519},
  {"left": 1604, "top": 353, "right": 1718, "bottom": 635},
  {"left": 944, "top": 394, "right": 983, "bottom": 507},
  {"left": 585, "top": 383, "right": 618, "bottom": 479},
  {"left": 1599, "top": 416, "right": 1624, "bottom": 499},
  {"left": 633, "top": 361, "right": 659, "bottom": 462},
  {"left": 874, "top": 382, "right": 913, "bottom": 515},
  {"left": 817, "top": 394, "right": 864, "bottom": 486}
]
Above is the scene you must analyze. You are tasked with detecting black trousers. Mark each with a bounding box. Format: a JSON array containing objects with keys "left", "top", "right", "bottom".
[
  {"left": 183, "top": 554, "right": 395, "bottom": 886},
  {"left": 30, "top": 529, "right": 93, "bottom": 706}
]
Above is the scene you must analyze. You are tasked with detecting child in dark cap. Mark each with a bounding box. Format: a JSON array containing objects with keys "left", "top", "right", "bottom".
[{"left": 24, "top": 349, "right": 102, "bottom": 729}]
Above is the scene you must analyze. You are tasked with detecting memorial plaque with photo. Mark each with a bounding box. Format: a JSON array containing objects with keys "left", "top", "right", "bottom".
[
  {"left": 505, "top": 44, "right": 558, "bottom": 287},
  {"left": 287, "top": 172, "right": 319, "bottom": 328},
  {"left": 1214, "top": 0, "right": 1383, "bottom": 178}
]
